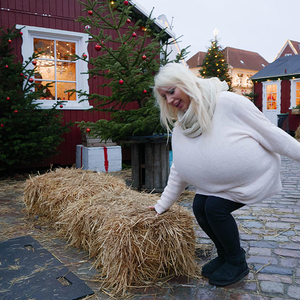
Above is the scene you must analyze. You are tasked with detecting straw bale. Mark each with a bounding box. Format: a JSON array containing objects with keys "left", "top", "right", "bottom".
[
  {"left": 57, "top": 188, "right": 198, "bottom": 296},
  {"left": 24, "top": 168, "right": 199, "bottom": 297},
  {"left": 97, "top": 207, "right": 197, "bottom": 296},
  {"left": 23, "top": 167, "right": 127, "bottom": 220}
]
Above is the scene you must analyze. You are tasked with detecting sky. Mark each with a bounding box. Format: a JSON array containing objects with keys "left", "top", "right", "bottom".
[{"left": 136, "top": 0, "right": 300, "bottom": 63}]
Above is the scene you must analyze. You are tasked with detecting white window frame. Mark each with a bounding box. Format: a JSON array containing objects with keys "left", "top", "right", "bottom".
[
  {"left": 262, "top": 81, "right": 281, "bottom": 109},
  {"left": 290, "top": 78, "right": 300, "bottom": 108},
  {"left": 16, "top": 25, "right": 92, "bottom": 110}
]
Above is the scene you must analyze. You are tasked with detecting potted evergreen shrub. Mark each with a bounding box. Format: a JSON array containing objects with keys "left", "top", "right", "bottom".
[{"left": 75, "top": 0, "right": 189, "bottom": 190}]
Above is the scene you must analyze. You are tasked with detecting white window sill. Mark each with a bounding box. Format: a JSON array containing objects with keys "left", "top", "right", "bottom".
[{"left": 34, "top": 100, "right": 93, "bottom": 110}]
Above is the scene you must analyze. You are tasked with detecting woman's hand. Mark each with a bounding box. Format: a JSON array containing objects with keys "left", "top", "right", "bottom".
[{"left": 148, "top": 206, "right": 160, "bottom": 216}]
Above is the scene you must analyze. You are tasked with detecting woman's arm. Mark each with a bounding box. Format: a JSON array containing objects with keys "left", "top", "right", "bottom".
[
  {"left": 229, "top": 94, "right": 300, "bottom": 161},
  {"left": 154, "top": 163, "right": 188, "bottom": 214}
]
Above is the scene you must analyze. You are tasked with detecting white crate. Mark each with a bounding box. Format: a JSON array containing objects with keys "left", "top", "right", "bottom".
[{"left": 76, "top": 145, "right": 122, "bottom": 172}]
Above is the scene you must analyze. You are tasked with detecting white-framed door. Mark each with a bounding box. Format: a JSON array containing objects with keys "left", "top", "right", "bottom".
[{"left": 262, "top": 81, "right": 281, "bottom": 125}]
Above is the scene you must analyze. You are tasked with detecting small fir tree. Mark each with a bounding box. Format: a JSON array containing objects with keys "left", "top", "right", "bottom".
[
  {"left": 200, "top": 37, "right": 232, "bottom": 89},
  {"left": 0, "top": 26, "right": 71, "bottom": 172},
  {"left": 76, "top": 0, "right": 188, "bottom": 141}
]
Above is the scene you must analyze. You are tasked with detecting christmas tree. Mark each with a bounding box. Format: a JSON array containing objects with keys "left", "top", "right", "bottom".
[
  {"left": 76, "top": 0, "right": 188, "bottom": 141},
  {"left": 200, "top": 32, "right": 232, "bottom": 89},
  {"left": 0, "top": 26, "right": 71, "bottom": 172}
]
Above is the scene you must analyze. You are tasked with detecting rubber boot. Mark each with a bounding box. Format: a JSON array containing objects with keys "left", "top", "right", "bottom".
[
  {"left": 201, "top": 251, "right": 226, "bottom": 278},
  {"left": 209, "top": 249, "right": 249, "bottom": 286}
]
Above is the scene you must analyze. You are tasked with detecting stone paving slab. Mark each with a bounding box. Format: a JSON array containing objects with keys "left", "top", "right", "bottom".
[{"left": 0, "top": 156, "right": 300, "bottom": 299}]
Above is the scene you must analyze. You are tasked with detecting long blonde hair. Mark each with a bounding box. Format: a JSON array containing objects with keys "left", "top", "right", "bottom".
[{"left": 153, "top": 63, "right": 224, "bottom": 134}]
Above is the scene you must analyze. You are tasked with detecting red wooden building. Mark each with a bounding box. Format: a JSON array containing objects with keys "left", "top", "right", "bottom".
[
  {"left": 0, "top": 0, "right": 173, "bottom": 167},
  {"left": 252, "top": 55, "right": 300, "bottom": 134}
]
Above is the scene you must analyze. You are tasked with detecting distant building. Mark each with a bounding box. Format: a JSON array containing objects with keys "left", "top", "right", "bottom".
[
  {"left": 187, "top": 47, "right": 269, "bottom": 95},
  {"left": 274, "top": 39, "right": 300, "bottom": 60},
  {"left": 186, "top": 51, "right": 206, "bottom": 76},
  {"left": 252, "top": 55, "right": 300, "bottom": 132}
]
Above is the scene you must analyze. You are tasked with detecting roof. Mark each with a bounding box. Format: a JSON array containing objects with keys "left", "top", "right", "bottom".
[
  {"left": 251, "top": 55, "right": 300, "bottom": 80},
  {"left": 186, "top": 47, "right": 269, "bottom": 71},
  {"left": 274, "top": 39, "right": 300, "bottom": 60},
  {"left": 290, "top": 40, "right": 300, "bottom": 53},
  {"left": 186, "top": 51, "right": 206, "bottom": 68},
  {"left": 223, "top": 47, "right": 269, "bottom": 71},
  {"left": 130, "top": 0, "right": 175, "bottom": 39}
]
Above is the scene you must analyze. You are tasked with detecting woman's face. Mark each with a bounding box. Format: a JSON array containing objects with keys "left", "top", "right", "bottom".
[{"left": 157, "top": 86, "right": 191, "bottom": 111}]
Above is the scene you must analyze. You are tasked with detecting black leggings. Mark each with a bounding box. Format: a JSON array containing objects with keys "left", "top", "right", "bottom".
[{"left": 193, "top": 194, "right": 245, "bottom": 258}]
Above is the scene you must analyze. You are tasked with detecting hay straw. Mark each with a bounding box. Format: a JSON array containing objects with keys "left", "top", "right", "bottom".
[
  {"left": 57, "top": 189, "right": 198, "bottom": 296},
  {"left": 23, "top": 168, "right": 127, "bottom": 220},
  {"left": 24, "top": 168, "right": 199, "bottom": 297}
]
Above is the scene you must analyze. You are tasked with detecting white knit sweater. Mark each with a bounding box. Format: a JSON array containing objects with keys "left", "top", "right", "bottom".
[{"left": 155, "top": 91, "right": 300, "bottom": 214}]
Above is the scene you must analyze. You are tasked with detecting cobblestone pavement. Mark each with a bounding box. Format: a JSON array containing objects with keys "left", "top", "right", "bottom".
[{"left": 1, "top": 156, "right": 300, "bottom": 299}]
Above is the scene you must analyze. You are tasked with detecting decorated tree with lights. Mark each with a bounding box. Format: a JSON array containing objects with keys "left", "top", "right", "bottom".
[
  {"left": 0, "top": 26, "right": 70, "bottom": 172},
  {"left": 200, "top": 32, "right": 232, "bottom": 89},
  {"left": 76, "top": 0, "right": 188, "bottom": 141}
]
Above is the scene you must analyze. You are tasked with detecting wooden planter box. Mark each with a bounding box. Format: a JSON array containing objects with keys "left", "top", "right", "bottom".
[
  {"left": 129, "top": 135, "right": 171, "bottom": 192},
  {"left": 81, "top": 129, "right": 117, "bottom": 147},
  {"left": 292, "top": 108, "right": 300, "bottom": 115}
]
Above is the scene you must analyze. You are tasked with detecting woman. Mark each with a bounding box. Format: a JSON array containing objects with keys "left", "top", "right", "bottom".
[{"left": 150, "top": 63, "right": 300, "bottom": 286}]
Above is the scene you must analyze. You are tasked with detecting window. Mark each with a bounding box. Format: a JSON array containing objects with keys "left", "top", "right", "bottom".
[
  {"left": 246, "top": 74, "right": 253, "bottom": 87},
  {"left": 290, "top": 79, "right": 300, "bottom": 108},
  {"left": 266, "top": 83, "right": 277, "bottom": 110},
  {"left": 16, "top": 25, "right": 91, "bottom": 110},
  {"left": 234, "top": 73, "right": 243, "bottom": 86}
]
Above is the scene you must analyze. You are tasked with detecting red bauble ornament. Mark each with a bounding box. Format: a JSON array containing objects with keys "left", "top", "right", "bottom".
[
  {"left": 132, "top": 32, "right": 137, "bottom": 37},
  {"left": 20, "top": 73, "right": 23, "bottom": 76},
  {"left": 0, "top": 124, "right": 4, "bottom": 128},
  {"left": 32, "top": 61, "right": 37, "bottom": 65},
  {"left": 14, "top": 110, "right": 18, "bottom": 114},
  {"left": 82, "top": 54, "right": 87, "bottom": 59},
  {"left": 86, "top": 128, "right": 91, "bottom": 133},
  {"left": 6, "top": 97, "right": 10, "bottom": 100},
  {"left": 5, "top": 65, "right": 9, "bottom": 68},
  {"left": 24, "top": 75, "right": 28, "bottom": 79},
  {"left": 126, "top": 19, "right": 131, "bottom": 23},
  {"left": 20, "top": 32, "right": 23, "bottom": 35},
  {"left": 142, "top": 55, "right": 147, "bottom": 60},
  {"left": 88, "top": 10, "right": 93, "bottom": 15},
  {"left": 29, "top": 78, "right": 34, "bottom": 83},
  {"left": 60, "top": 105, "right": 63, "bottom": 108},
  {"left": 124, "top": 1, "right": 129, "bottom": 5},
  {"left": 119, "top": 79, "right": 124, "bottom": 85},
  {"left": 95, "top": 44, "right": 102, "bottom": 51},
  {"left": 8, "top": 39, "right": 12, "bottom": 43},
  {"left": 143, "top": 89, "right": 147, "bottom": 94}
]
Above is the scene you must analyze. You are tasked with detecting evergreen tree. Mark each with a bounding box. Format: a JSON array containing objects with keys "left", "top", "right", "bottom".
[
  {"left": 0, "top": 26, "right": 71, "bottom": 172},
  {"left": 200, "top": 37, "right": 232, "bottom": 89},
  {"left": 76, "top": 0, "right": 188, "bottom": 141}
]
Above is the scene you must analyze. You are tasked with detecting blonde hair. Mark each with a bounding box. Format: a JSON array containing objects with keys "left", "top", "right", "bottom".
[{"left": 153, "top": 63, "right": 224, "bottom": 134}]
